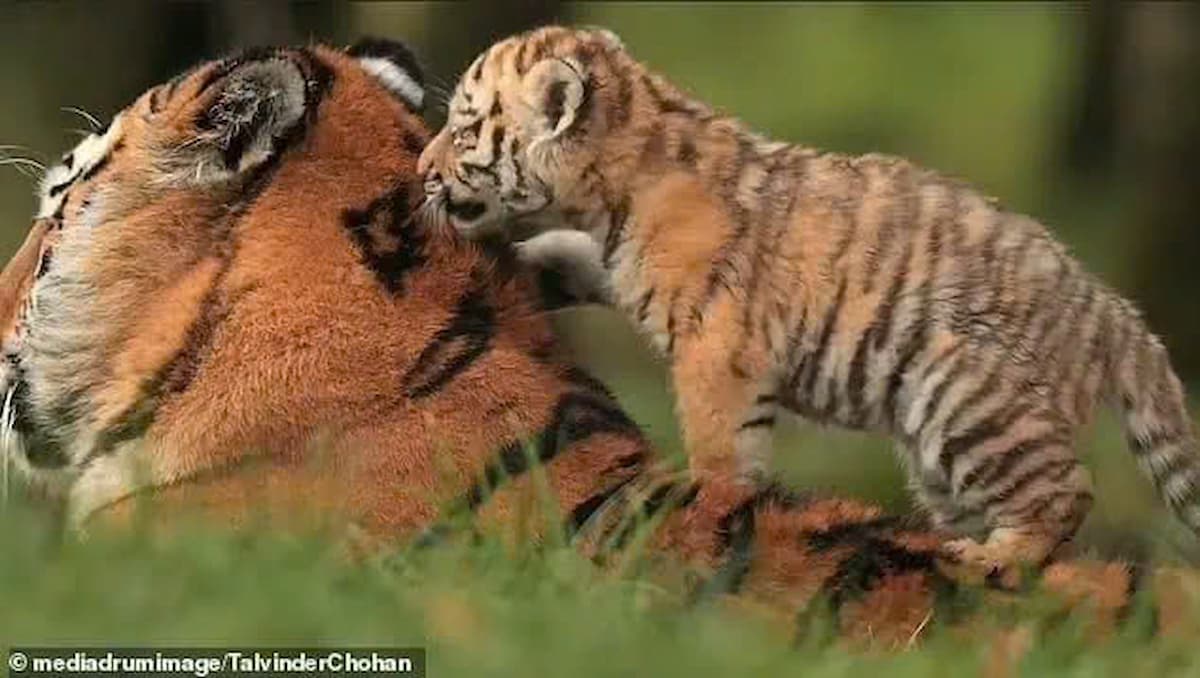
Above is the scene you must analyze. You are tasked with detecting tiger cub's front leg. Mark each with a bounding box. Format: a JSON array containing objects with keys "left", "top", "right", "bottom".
[{"left": 671, "top": 329, "right": 780, "bottom": 487}]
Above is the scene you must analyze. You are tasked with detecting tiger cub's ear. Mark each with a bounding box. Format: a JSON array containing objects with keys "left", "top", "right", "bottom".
[
  {"left": 347, "top": 37, "right": 425, "bottom": 112},
  {"left": 520, "top": 57, "right": 587, "bottom": 146},
  {"left": 195, "top": 56, "right": 308, "bottom": 177}
]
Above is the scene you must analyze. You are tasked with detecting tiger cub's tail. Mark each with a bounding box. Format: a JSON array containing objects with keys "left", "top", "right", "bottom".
[{"left": 1107, "top": 307, "right": 1200, "bottom": 535}]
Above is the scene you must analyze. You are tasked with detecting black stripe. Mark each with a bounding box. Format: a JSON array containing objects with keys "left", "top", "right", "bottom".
[
  {"left": 527, "top": 35, "right": 553, "bottom": 66},
  {"left": 795, "top": 279, "right": 848, "bottom": 405},
  {"left": 1073, "top": 297, "right": 1112, "bottom": 416},
  {"left": 871, "top": 239, "right": 913, "bottom": 353},
  {"left": 1010, "top": 482, "right": 1088, "bottom": 524},
  {"left": 844, "top": 323, "right": 874, "bottom": 425},
  {"left": 803, "top": 516, "right": 953, "bottom": 611},
  {"left": 862, "top": 163, "right": 913, "bottom": 293},
  {"left": 635, "top": 287, "right": 655, "bottom": 325},
  {"left": 149, "top": 85, "right": 166, "bottom": 114},
  {"left": 936, "top": 358, "right": 1003, "bottom": 436},
  {"left": 490, "top": 124, "right": 506, "bottom": 164},
  {"left": 959, "top": 432, "right": 1066, "bottom": 492},
  {"left": 561, "top": 365, "right": 618, "bottom": 401},
  {"left": 402, "top": 285, "right": 495, "bottom": 399},
  {"left": 738, "top": 416, "right": 776, "bottom": 431},
  {"left": 601, "top": 198, "right": 629, "bottom": 267},
  {"left": 610, "top": 481, "right": 699, "bottom": 551},
  {"left": 159, "top": 268, "right": 238, "bottom": 397},
  {"left": 513, "top": 41, "right": 531, "bottom": 75},
  {"left": 1151, "top": 447, "right": 1195, "bottom": 494},
  {"left": 916, "top": 343, "right": 967, "bottom": 429},
  {"left": 610, "top": 60, "right": 634, "bottom": 129},
  {"left": 77, "top": 155, "right": 112, "bottom": 184},
  {"left": 566, "top": 473, "right": 640, "bottom": 534},
  {"left": 342, "top": 183, "right": 428, "bottom": 295},
  {"left": 1048, "top": 285, "right": 1099, "bottom": 394},
  {"left": 665, "top": 289, "right": 681, "bottom": 356},
  {"left": 732, "top": 146, "right": 794, "bottom": 367},
  {"left": 881, "top": 303, "right": 924, "bottom": 426},
  {"left": 677, "top": 138, "right": 697, "bottom": 168},
  {"left": 938, "top": 402, "right": 1033, "bottom": 480},
  {"left": 463, "top": 389, "right": 645, "bottom": 511},
  {"left": 47, "top": 180, "right": 72, "bottom": 198},
  {"left": 883, "top": 206, "right": 941, "bottom": 426},
  {"left": 506, "top": 134, "right": 527, "bottom": 195},
  {"left": 979, "top": 458, "right": 1078, "bottom": 509},
  {"left": 693, "top": 493, "right": 761, "bottom": 598},
  {"left": 462, "top": 440, "right": 528, "bottom": 510}
]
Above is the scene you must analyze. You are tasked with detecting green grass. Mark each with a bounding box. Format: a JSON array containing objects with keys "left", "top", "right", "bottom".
[{"left": 2, "top": 452, "right": 1199, "bottom": 677}]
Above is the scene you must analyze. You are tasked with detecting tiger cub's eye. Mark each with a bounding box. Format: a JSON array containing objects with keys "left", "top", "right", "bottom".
[{"left": 453, "top": 127, "right": 477, "bottom": 151}]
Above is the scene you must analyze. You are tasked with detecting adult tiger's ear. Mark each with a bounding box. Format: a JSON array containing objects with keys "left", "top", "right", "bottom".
[
  {"left": 347, "top": 37, "right": 425, "bottom": 112},
  {"left": 196, "top": 55, "right": 308, "bottom": 176},
  {"left": 521, "top": 57, "right": 587, "bottom": 145}
]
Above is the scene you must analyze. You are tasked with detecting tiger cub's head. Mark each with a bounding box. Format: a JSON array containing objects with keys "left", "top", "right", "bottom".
[
  {"left": 0, "top": 40, "right": 428, "bottom": 495},
  {"left": 417, "top": 26, "right": 632, "bottom": 240}
]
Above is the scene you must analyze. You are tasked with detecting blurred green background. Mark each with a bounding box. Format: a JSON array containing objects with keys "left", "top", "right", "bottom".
[{"left": 1, "top": 1, "right": 1198, "bottom": 560}]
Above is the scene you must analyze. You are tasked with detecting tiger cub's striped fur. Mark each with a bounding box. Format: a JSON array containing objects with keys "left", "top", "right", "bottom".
[{"left": 418, "top": 25, "right": 1200, "bottom": 572}]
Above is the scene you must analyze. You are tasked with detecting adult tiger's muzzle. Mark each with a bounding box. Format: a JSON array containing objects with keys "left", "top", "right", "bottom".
[
  {"left": 0, "top": 219, "right": 56, "bottom": 350},
  {"left": 0, "top": 218, "right": 59, "bottom": 466}
]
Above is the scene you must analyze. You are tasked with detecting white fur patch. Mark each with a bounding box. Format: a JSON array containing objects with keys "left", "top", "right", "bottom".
[
  {"left": 67, "top": 439, "right": 153, "bottom": 531},
  {"left": 37, "top": 114, "right": 123, "bottom": 218},
  {"left": 358, "top": 56, "right": 424, "bottom": 110}
]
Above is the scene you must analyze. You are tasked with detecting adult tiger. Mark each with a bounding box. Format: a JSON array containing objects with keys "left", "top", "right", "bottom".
[{"left": 0, "top": 40, "right": 1192, "bottom": 646}]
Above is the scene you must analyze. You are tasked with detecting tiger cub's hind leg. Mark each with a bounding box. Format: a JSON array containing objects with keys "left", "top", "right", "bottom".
[{"left": 925, "top": 411, "right": 1094, "bottom": 583}]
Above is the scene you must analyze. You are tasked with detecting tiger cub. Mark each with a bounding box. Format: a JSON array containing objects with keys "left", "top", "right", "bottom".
[{"left": 417, "top": 25, "right": 1200, "bottom": 571}]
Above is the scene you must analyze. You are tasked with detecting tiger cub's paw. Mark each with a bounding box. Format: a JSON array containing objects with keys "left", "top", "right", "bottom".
[
  {"left": 937, "top": 530, "right": 1059, "bottom": 590},
  {"left": 516, "top": 230, "right": 612, "bottom": 306}
]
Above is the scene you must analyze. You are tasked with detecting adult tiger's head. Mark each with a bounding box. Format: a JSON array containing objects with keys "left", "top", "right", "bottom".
[{"left": 0, "top": 39, "right": 648, "bottom": 532}]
